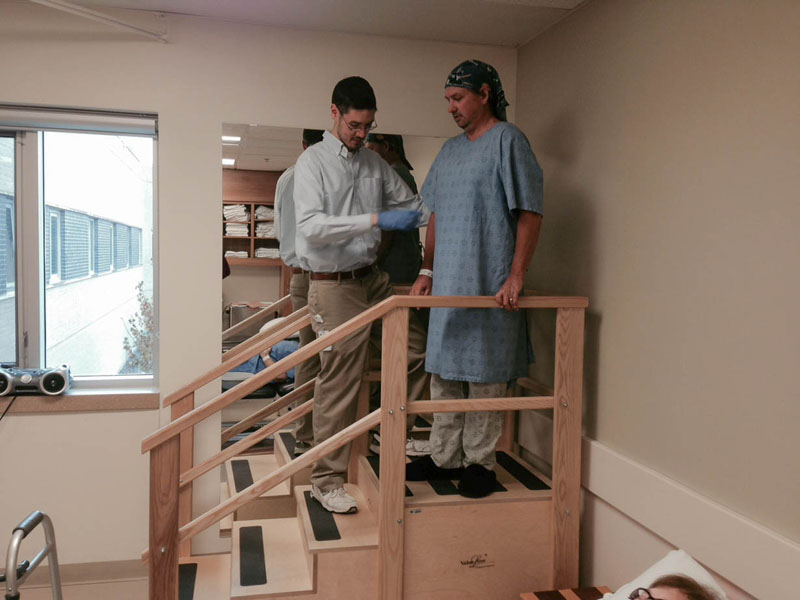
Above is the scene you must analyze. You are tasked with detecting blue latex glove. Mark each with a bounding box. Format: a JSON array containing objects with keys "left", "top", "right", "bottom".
[{"left": 377, "top": 210, "right": 422, "bottom": 231}]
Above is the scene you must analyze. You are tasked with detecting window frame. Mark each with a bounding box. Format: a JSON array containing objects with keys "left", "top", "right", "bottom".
[{"left": 3, "top": 116, "right": 159, "bottom": 393}]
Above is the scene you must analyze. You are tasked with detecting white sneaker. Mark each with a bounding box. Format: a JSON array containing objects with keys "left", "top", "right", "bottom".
[
  {"left": 370, "top": 433, "right": 431, "bottom": 457},
  {"left": 311, "top": 485, "right": 358, "bottom": 514}
]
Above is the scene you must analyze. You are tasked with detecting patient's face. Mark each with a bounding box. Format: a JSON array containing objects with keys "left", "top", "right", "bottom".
[{"left": 649, "top": 587, "right": 689, "bottom": 600}]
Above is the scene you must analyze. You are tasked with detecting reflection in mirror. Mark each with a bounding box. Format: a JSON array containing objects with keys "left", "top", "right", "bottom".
[{"left": 220, "top": 123, "right": 446, "bottom": 426}]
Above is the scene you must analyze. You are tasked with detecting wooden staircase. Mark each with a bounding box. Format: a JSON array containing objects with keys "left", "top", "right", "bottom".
[
  {"left": 143, "top": 293, "right": 588, "bottom": 600},
  {"left": 188, "top": 429, "right": 559, "bottom": 600}
]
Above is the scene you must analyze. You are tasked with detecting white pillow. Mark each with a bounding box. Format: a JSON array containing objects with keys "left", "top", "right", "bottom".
[{"left": 603, "top": 550, "right": 727, "bottom": 600}]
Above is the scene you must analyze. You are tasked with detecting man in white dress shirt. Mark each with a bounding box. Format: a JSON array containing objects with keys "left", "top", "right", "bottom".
[
  {"left": 274, "top": 129, "right": 325, "bottom": 455},
  {"left": 294, "top": 76, "right": 428, "bottom": 513}
]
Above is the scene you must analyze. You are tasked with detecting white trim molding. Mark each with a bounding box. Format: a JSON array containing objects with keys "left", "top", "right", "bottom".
[{"left": 581, "top": 438, "right": 800, "bottom": 599}]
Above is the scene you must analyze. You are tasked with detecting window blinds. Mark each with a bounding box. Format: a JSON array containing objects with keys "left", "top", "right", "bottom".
[{"left": 0, "top": 104, "right": 157, "bottom": 136}]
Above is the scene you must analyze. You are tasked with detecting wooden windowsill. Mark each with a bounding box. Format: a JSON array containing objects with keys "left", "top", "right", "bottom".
[{"left": 1, "top": 387, "right": 160, "bottom": 415}]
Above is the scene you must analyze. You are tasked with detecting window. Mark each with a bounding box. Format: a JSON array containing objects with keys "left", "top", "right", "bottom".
[
  {"left": 0, "top": 106, "right": 157, "bottom": 384},
  {"left": 0, "top": 135, "right": 16, "bottom": 365}
]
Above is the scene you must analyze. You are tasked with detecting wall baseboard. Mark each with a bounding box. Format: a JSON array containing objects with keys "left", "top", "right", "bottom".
[
  {"left": 581, "top": 437, "right": 800, "bottom": 599},
  {"left": 20, "top": 559, "right": 146, "bottom": 587}
]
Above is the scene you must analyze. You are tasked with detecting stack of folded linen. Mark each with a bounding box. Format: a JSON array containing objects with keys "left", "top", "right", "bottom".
[
  {"left": 224, "top": 250, "right": 248, "bottom": 258},
  {"left": 223, "top": 204, "right": 249, "bottom": 222},
  {"left": 255, "top": 205, "right": 274, "bottom": 219},
  {"left": 255, "top": 222, "right": 276, "bottom": 238},
  {"left": 225, "top": 223, "right": 249, "bottom": 237},
  {"left": 254, "top": 247, "right": 280, "bottom": 259}
]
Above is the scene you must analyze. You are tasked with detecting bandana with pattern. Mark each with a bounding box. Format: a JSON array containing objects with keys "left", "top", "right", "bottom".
[{"left": 445, "top": 59, "right": 509, "bottom": 121}]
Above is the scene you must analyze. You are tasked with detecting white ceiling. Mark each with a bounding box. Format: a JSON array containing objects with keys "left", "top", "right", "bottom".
[
  {"left": 78, "top": 0, "right": 585, "bottom": 48},
  {"left": 222, "top": 124, "right": 305, "bottom": 172},
  {"left": 40, "top": 0, "right": 585, "bottom": 170}
]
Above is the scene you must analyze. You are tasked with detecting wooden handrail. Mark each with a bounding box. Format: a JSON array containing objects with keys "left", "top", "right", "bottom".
[
  {"left": 517, "top": 377, "right": 554, "bottom": 397},
  {"left": 219, "top": 379, "right": 316, "bottom": 443},
  {"left": 221, "top": 295, "right": 292, "bottom": 342},
  {"left": 161, "top": 307, "right": 310, "bottom": 408},
  {"left": 143, "top": 298, "right": 395, "bottom": 453},
  {"left": 180, "top": 399, "right": 314, "bottom": 487},
  {"left": 406, "top": 396, "right": 554, "bottom": 413},
  {"left": 177, "top": 409, "right": 382, "bottom": 543},
  {"left": 146, "top": 294, "right": 587, "bottom": 453}
]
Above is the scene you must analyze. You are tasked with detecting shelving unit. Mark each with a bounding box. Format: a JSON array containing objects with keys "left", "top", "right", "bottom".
[{"left": 222, "top": 201, "right": 281, "bottom": 265}]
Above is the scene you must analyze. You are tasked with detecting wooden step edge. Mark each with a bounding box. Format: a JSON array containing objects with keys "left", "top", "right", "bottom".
[
  {"left": 220, "top": 482, "right": 233, "bottom": 538},
  {"left": 224, "top": 454, "right": 292, "bottom": 500},
  {"left": 273, "top": 429, "right": 296, "bottom": 466},
  {"left": 294, "top": 484, "right": 378, "bottom": 553},
  {"left": 231, "top": 519, "right": 314, "bottom": 599},
  {"left": 179, "top": 553, "right": 231, "bottom": 600}
]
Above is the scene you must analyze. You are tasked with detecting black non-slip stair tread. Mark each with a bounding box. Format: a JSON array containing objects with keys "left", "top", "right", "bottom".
[
  {"left": 238, "top": 526, "right": 268, "bottom": 587},
  {"left": 303, "top": 491, "right": 342, "bottom": 541},
  {"left": 496, "top": 451, "right": 550, "bottom": 491},
  {"left": 279, "top": 431, "right": 296, "bottom": 456},
  {"left": 366, "top": 454, "right": 413, "bottom": 497},
  {"left": 178, "top": 562, "right": 197, "bottom": 600},
  {"left": 231, "top": 459, "right": 255, "bottom": 493}
]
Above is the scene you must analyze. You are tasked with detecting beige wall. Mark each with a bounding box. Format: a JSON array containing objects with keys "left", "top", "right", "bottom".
[
  {"left": 516, "top": 0, "right": 800, "bottom": 572},
  {"left": 0, "top": 3, "right": 515, "bottom": 563}
]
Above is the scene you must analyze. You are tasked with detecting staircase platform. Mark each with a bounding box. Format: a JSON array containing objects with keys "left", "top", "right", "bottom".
[
  {"left": 225, "top": 454, "right": 295, "bottom": 520},
  {"left": 231, "top": 518, "right": 314, "bottom": 599},
  {"left": 295, "top": 484, "right": 377, "bottom": 553}
]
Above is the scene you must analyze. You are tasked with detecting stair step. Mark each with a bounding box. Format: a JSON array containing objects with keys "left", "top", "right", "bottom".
[
  {"left": 179, "top": 554, "right": 230, "bottom": 600},
  {"left": 406, "top": 451, "right": 551, "bottom": 507},
  {"left": 231, "top": 519, "right": 314, "bottom": 598},
  {"left": 295, "top": 484, "right": 377, "bottom": 553},
  {"left": 225, "top": 454, "right": 296, "bottom": 520},
  {"left": 360, "top": 450, "right": 551, "bottom": 508},
  {"left": 274, "top": 430, "right": 313, "bottom": 486},
  {"left": 225, "top": 454, "right": 291, "bottom": 498}
]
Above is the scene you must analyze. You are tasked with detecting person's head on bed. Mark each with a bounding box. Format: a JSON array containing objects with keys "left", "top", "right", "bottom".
[{"left": 629, "top": 574, "right": 721, "bottom": 600}]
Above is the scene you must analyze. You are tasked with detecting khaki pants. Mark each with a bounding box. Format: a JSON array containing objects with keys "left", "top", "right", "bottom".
[
  {"left": 308, "top": 269, "right": 427, "bottom": 491},
  {"left": 429, "top": 374, "right": 507, "bottom": 470},
  {"left": 289, "top": 272, "right": 320, "bottom": 444}
]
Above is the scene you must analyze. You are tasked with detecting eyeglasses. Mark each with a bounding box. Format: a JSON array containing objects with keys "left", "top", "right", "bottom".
[
  {"left": 341, "top": 118, "right": 377, "bottom": 133},
  {"left": 628, "top": 588, "right": 665, "bottom": 600},
  {"left": 336, "top": 109, "right": 377, "bottom": 133}
]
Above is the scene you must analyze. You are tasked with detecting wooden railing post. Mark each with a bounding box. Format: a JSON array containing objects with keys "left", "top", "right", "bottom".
[
  {"left": 149, "top": 436, "right": 180, "bottom": 600},
  {"left": 378, "top": 307, "right": 409, "bottom": 600},
  {"left": 171, "top": 392, "right": 194, "bottom": 558},
  {"left": 551, "top": 307, "right": 585, "bottom": 588}
]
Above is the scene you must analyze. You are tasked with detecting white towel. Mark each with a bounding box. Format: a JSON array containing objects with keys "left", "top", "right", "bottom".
[
  {"left": 254, "top": 247, "right": 280, "bottom": 259},
  {"left": 224, "top": 250, "right": 248, "bottom": 258},
  {"left": 255, "top": 205, "right": 274, "bottom": 219}
]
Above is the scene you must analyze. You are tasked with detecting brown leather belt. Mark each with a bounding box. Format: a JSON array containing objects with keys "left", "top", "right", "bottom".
[
  {"left": 291, "top": 268, "right": 305, "bottom": 274},
  {"left": 310, "top": 264, "right": 375, "bottom": 281}
]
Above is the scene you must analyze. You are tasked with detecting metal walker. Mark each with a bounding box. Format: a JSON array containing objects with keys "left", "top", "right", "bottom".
[{"left": 1, "top": 511, "right": 62, "bottom": 600}]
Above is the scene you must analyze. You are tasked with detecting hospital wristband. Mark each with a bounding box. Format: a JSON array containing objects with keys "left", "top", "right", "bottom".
[{"left": 418, "top": 268, "right": 433, "bottom": 278}]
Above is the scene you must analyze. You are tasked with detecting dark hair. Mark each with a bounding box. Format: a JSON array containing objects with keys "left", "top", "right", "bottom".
[
  {"left": 650, "top": 574, "right": 720, "bottom": 600},
  {"left": 331, "top": 76, "right": 377, "bottom": 113},
  {"left": 302, "top": 129, "right": 325, "bottom": 146}
]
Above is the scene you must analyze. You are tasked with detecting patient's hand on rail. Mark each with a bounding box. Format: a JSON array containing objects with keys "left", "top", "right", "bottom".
[
  {"left": 410, "top": 273, "right": 432, "bottom": 296},
  {"left": 495, "top": 273, "right": 524, "bottom": 311}
]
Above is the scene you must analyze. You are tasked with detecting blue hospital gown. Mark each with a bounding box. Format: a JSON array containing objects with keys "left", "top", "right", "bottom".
[{"left": 422, "top": 122, "right": 543, "bottom": 383}]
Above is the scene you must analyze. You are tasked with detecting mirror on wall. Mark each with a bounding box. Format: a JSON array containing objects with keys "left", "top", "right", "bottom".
[
  {"left": 219, "top": 123, "right": 447, "bottom": 425},
  {"left": 220, "top": 122, "right": 446, "bottom": 316}
]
